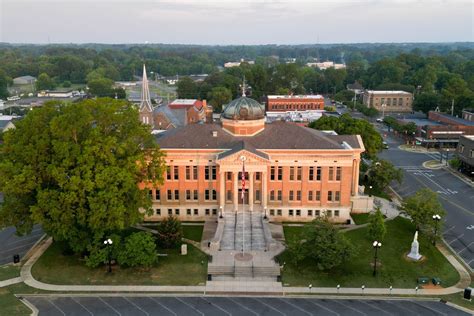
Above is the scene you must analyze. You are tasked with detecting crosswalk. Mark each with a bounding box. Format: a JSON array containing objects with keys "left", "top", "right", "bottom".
[{"left": 396, "top": 166, "right": 458, "bottom": 195}]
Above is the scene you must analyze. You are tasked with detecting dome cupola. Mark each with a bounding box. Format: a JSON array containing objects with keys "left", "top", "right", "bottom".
[{"left": 222, "top": 96, "right": 265, "bottom": 121}]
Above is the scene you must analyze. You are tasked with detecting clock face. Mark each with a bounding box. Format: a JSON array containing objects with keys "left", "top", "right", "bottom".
[{"left": 239, "top": 107, "right": 249, "bottom": 119}]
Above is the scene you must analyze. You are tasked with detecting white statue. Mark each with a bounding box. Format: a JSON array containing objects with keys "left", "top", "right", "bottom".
[{"left": 407, "top": 231, "right": 422, "bottom": 261}]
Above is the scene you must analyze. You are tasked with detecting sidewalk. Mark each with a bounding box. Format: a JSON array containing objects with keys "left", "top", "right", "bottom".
[
  {"left": 20, "top": 236, "right": 472, "bottom": 295},
  {"left": 0, "top": 276, "right": 23, "bottom": 288}
]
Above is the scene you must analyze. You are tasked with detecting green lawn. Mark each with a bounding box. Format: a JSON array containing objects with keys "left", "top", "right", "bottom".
[
  {"left": 351, "top": 213, "right": 370, "bottom": 225},
  {"left": 32, "top": 242, "right": 208, "bottom": 286},
  {"left": 278, "top": 217, "right": 460, "bottom": 288},
  {"left": 0, "top": 265, "right": 21, "bottom": 281},
  {"left": 182, "top": 225, "right": 204, "bottom": 242}
]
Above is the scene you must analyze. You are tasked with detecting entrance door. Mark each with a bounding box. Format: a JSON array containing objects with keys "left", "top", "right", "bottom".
[{"left": 238, "top": 189, "right": 249, "bottom": 204}]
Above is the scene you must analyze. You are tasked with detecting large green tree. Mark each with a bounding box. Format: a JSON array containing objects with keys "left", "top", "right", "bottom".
[
  {"left": 401, "top": 188, "right": 446, "bottom": 233},
  {"left": 0, "top": 69, "right": 11, "bottom": 99},
  {"left": 36, "top": 73, "right": 55, "bottom": 91},
  {"left": 117, "top": 232, "right": 157, "bottom": 268},
  {"left": 207, "top": 86, "right": 232, "bottom": 113},
  {"left": 176, "top": 77, "right": 198, "bottom": 99},
  {"left": 0, "top": 99, "right": 165, "bottom": 252},
  {"left": 87, "top": 78, "right": 114, "bottom": 97},
  {"left": 367, "top": 207, "right": 386, "bottom": 242},
  {"left": 365, "top": 159, "right": 403, "bottom": 193}
]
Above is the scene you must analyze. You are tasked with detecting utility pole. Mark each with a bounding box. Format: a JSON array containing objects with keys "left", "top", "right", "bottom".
[{"left": 451, "top": 99, "right": 454, "bottom": 116}]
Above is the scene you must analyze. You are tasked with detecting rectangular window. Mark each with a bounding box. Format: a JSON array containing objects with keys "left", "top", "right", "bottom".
[
  {"left": 270, "top": 190, "right": 275, "bottom": 201},
  {"left": 309, "top": 167, "right": 314, "bottom": 181},
  {"left": 308, "top": 210, "right": 313, "bottom": 217},
  {"left": 336, "top": 167, "right": 341, "bottom": 181},
  {"left": 277, "top": 190, "right": 282, "bottom": 201},
  {"left": 277, "top": 167, "right": 283, "bottom": 180},
  {"left": 255, "top": 190, "right": 261, "bottom": 201},
  {"left": 166, "top": 166, "right": 171, "bottom": 180},
  {"left": 227, "top": 190, "right": 232, "bottom": 201},
  {"left": 277, "top": 209, "right": 282, "bottom": 216},
  {"left": 205, "top": 209, "right": 210, "bottom": 215},
  {"left": 156, "top": 190, "right": 160, "bottom": 201},
  {"left": 335, "top": 210, "right": 340, "bottom": 217},
  {"left": 174, "top": 166, "right": 179, "bottom": 180},
  {"left": 328, "top": 191, "right": 333, "bottom": 201},
  {"left": 212, "top": 190, "right": 217, "bottom": 201},
  {"left": 194, "top": 190, "right": 198, "bottom": 200},
  {"left": 186, "top": 190, "right": 191, "bottom": 200},
  {"left": 335, "top": 191, "right": 340, "bottom": 202},
  {"left": 296, "top": 209, "right": 301, "bottom": 216},
  {"left": 175, "top": 208, "right": 180, "bottom": 215},
  {"left": 205, "top": 190, "right": 210, "bottom": 200},
  {"left": 174, "top": 190, "right": 179, "bottom": 200},
  {"left": 211, "top": 166, "right": 217, "bottom": 180},
  {"left": 316, "top": 191, "right": 321, "bottom": 201},
  {"left": 297, "top": 167, "right": 302, "bottom": 181},
  {"left": 327, "top": 210, "right": 332, "bottom": 217},
  {"left": 289, "top": 190, "right": 294, "bottom": 201},
  {"left": 167, "top": 190, "right": 172, "bottom": 201},
  {"left": 329, "top": 167, "right": 334, "bottom": 181},
  {"left": 315, "top": 210, "right": 320, "bottom": 217},
  {"left": 270, "top": 167, "right": 275, "bottom": 181},
  {"left": 227, "top": 172, "right": 232, "bottom": 181},
  {"left": 205, "top": 167, "right": 210, "bottom": 180},
  {"left": 270, "top": 209, "right": 275, "bottom": 216},
  {"left": 168, "top": 208, "right": 172, "bottom": 215},
  {"left": 255, "top": 172, "right": 261, "bottom": 181},
  {"left": 296, "top": 190, "right": 301, "bottom": 201},
  {"left": 186, "top": 166, "right": 191, "bottom": 180},
  {"left": 316, "top": 167, "right": 321, "bottom": 181},
  {"left": 187, "top": 208, "right": 191, "bottom": 215},
  {"left": 193, "top": 166, "right": 198, "bottom": 180},
  {"left": 155, "top": 208, "right": 161, "bottom": 216},
  {"left": 308, "top": 191, "right": 313, "bottom": 201},
  {"left": 148, "top": 190, "right": 154, "bottom": 200},
  {"left": 289, "top": 167, "right": 295, "bottom": 181},
  {"left": 289, "top": 209, "right": 294, "bottom": 216},
  {"left": 212, "top": 209, "right": 217, "bottom": 215},
  {"left": 194, "top": 209, "right": 198, "bottom": 215}
]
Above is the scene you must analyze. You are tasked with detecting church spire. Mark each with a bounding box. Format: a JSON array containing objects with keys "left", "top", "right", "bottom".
[{"left": 140, "top": 64, "right": 153, "bottom": 112}]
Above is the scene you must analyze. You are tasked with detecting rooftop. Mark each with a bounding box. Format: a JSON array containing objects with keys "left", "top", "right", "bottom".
[
  {"left": 156, "top": 121, "right": 362, "bottom": 151},
  {"left": 170, "top": 99, "right": 198, "bottom": 105},
  {"left": 366, "top": 90, "right": 412, "bottom": 95},
  {"left": 430, "top": 111, "right": 474, "bottom": 126},
  {"left": 267, "top": 95, "right": 324, "bottom": 100}
]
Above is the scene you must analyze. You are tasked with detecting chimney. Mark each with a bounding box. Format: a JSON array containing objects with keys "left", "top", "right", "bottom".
[
  {"left": 202, "top": 99, "right": 207, "bottom": 107},
  {"left": 212, "top": 131, "right": 218, "bottom": 137}
]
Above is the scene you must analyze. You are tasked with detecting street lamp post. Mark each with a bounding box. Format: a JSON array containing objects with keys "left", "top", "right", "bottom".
[
  {"left": 369, "top": 185, "right": 373, "bottom": 197},
  {"left": 263, "top": 207, "right": 267, "bottom": 220},
  {"left": 104, "top": 238, "right": 113, "bottom": 273},
  {"left": 219, "top": 206, "right": 223, "bottom": 219},
  {"left": 432, "top": 214, "right": 441, "bottom": 246},
  {"left": 372, "top": 241, "right": 382, "bottom": 276}
]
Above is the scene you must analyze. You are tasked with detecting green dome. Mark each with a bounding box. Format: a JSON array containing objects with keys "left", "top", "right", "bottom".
[{"left": 222, "top": 96, "right": 265, "bottom": 120}]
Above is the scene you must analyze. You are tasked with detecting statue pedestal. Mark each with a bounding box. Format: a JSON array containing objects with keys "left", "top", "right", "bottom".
[{"left": 407, "top": 252, "right": 422, "bottom": 261}]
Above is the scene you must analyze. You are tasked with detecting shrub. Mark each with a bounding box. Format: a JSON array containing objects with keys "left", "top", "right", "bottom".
[
  {"left": 156, "top": 215, "right": 183, "bottom": 249},
  {"left": 117, "top": 232, "right": 156, "bottom": 268}
]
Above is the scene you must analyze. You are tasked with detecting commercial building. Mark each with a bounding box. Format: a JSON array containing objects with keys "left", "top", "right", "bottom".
[
  {"left": 363, "top": 90, "right": 413, "bottom": 113},
  {"left": 456, "top": 135, "right": 474, "bottom": 179},
  {"left": 306, "top": 61, "right": 345, "bottom": 70},
  {"left": 266, "top": 95, "right": 325, "bottom": 112},
  {"left": 13, "top": 75, "right": 36, "bottom": 85},
  {"left": 462, "top": 109, "right": 474, "bottom": 122},
  {"left": 140, "top": 88, "right": 372, "bottom": 223},
  {"left": 224, "top": 59, "right": 255, "bottom": 68}
]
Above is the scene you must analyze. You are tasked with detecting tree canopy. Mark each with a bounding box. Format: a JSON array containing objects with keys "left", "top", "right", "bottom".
[
  {"left": 401, "top": 188, "right": 446, "bottom": 233},
  {"left": 0, "top": 98, "right": 166, "bottom": 252}
]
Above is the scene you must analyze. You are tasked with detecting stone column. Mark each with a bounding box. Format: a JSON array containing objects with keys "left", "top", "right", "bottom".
[
  {"left": 262, "top": 171, "right": 267, "bottom": 209},
  {"left": 249, "top": 171, "right": 254, "bottom": 211},
  {"left": 233, "top": 171, "right": 238, "bottom": 212},
  {"left": 352, "top": 159, "right": 359, "bottom": 196},
  {"left": 219, "top": 170, "right": 225, "bottom": 209}
]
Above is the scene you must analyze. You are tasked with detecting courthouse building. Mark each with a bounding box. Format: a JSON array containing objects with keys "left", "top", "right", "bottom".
[{"left": 141, "top": 85, "right": 371, "bottom": 223}]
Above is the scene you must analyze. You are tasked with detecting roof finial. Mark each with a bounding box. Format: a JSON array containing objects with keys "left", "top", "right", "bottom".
[{"left": 241, "top": 76, "right": 246, "bottom": 97}]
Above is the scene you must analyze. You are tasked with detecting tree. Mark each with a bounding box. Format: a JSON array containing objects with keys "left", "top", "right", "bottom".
[
  {"left": 401, "top": 188, "right": 446, "bottom": 233},
  {"left": 0, "top": 99, "right": 166, "bottom": 253},
  {"left": 87, "top": 78, "right": 114, "bottom": 97},
  {"left": 117, "top": 232, "right": 157, "bottom": 268},
  {"left": 36, "top": 73, "right": 55, "bottom": 91},
  {"left": 156, "top": 216, "right": 183, "bottom": 249},
  {"left": 367, "top": 207, "right": 386, "bottom": 242},
  {"left": 176, "top": 77, "right": 198, "bottom": 99},
  {"left": 62, "top": 80, "right": 72, "bottom": 88},
  {"left": 0, "top": 69, "right": 11, "bottom": 99},
  {"left": 366, "top": 159, "right": 403, "bottom": 193},
  {"left": 290, "top": 218, "right": 354, "bottom": 270},
  {"left": 207, "top": 86, "right": 232, "bottom": 113},
  {"left": 413, "top": 92, "right": 441, "bottom": 114},
  {"left": 85, "top": 233, "right": 122, "bottom": 268}
]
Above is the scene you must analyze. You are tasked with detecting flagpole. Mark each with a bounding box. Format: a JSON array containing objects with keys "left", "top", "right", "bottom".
[{"left": 240, "top": 155, "right": 246, "bottom": 255}]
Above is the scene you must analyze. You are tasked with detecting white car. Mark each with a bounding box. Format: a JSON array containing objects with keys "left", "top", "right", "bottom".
[{"left": 376, "top": 118, "right": 384, "bottom": 123}]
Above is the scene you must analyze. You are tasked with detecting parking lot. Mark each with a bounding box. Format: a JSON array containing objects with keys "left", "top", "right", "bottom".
[
  {"left": 23, "top": 295, "right": 470, "bottom": 315},
  {"left": 0, "top": 224, "right": 44, "bottom": 265}
]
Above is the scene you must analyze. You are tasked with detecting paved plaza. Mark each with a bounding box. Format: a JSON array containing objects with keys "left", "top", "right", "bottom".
[{"left": 22, "top": 295, "right": 470, "bottom": 315}]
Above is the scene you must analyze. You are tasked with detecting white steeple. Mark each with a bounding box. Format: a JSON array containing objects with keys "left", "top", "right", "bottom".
[{"left": 140, "top": 64, "right": 153, "bottom": 112}]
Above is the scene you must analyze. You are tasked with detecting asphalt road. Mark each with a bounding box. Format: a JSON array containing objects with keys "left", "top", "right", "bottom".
[
  {"left": 377, "top": 126, "right": 474, "bottom": 271},
  {"left": 0, "top": 224, "right": 44, "bottom": 265},
  {"left": 22, "top": 295, "right": 470, "bottom": 316}
]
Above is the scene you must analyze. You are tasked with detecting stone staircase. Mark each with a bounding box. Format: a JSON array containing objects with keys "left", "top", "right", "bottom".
[{"left": 220, "top": 211, "right": 266, "bottom": 251}]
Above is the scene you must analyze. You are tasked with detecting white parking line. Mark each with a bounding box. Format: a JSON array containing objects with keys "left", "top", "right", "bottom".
[
  {"left": 227, "top": 297, "right": 259, "bottom": 316},
  {"left": 201, "top": 298, "right": 232, "bottom": 316},
  {"left": 412, "top": 302, "right": 447, "bottom": 316},
  {"left": 444, "top": 225, "right": 456, "bottom": 234},
  {"left": 307, "top": 300, "right": 340, "bottom": 316},
  {"left": 46, "top": 298, "right": 66, "bottom": 316},
  {"left": 384, "top": 300, "right": 413, "bottom": 314},
  {"left": 71, "top": 297, "right": 93, "bottom": 315},
  {"left": 277, "top": 298, "right": 312, "bottom": 316},
  {"left": 149, "top": 297, "right": 177, "bottom": 316},
  {"left": 360, "top": 300, "right": 393, "bottom": 316},
  {"left": 333, "top": 300, "right": 367, "bottom": 316},
  {"left": 124, "top": 297, "right": 149, "bottom": 316},
  {"left": 253, "top": 298, "right": 286, "bottom": 316},
  {"left": 99, "top": 297, "right": 121, "bottom": 316},
  {"left": 175, "top": 297, "right": 205, "bottom": 316}
]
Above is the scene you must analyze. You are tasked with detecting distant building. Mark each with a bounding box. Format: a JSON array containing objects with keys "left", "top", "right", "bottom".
[
  {"left": 306, "top": 61, "right": 345, "bottom": 70},
  {"left": 462, "top": 109, "right": 474, "bottom": 122},
  {"left": 224, "top": 59, "right": 255, "bottom": 68},
  {"left": 38, "top": 90, "right": 74, "bottom": 98},
  {"left": 363, "top": 90, "right": 413, "bottom": 113},
  {"left": 266, "top": 110, "right": 325, "bottom": 124},
  {"left": 0, "top": 115, "right": 19, "bottom": 133},
  {"left": 456, "top": 135, "right": 474, "bottom": 179},
  {"left": 346, "top": 82, "right": 364, "bottom": 95},
  {"left": 266, "top": 95, "right": 325, "bottom": 112},
  {"left": 13, "top": 75, "right": 36, "bottom": 85}
]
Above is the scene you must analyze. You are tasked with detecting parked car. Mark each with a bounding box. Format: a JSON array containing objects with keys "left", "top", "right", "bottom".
[
  {"left": 382, "top": 141, "right": 389, "bottom": 149},
  {"left": 376, "top": 118, "right": 384, "bottom": 123}
]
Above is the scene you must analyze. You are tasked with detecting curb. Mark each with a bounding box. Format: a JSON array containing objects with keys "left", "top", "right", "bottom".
[
  {"left": 16, "top": 294, "right": 39, "bottom": 316},
  {"left": 443, "top": 166, "right": 474, "bottom": 188}
]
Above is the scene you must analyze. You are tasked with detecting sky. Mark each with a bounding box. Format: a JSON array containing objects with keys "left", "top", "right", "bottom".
[{"left": 0, "top": 0, "right": 472, "bottom": 44}]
